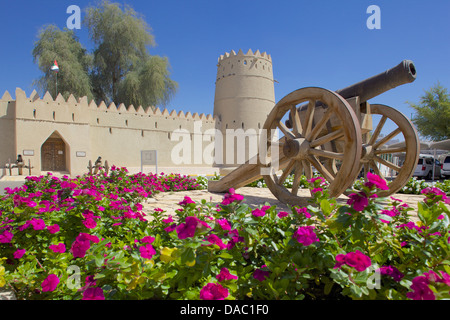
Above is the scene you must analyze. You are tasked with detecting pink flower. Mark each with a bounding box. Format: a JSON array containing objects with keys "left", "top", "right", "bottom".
[
  {"left": 204, "top": 234, "right": 227, "bottom": 250},
  {"left": 311, "top": 187, "right": 323, "bottom": 194},
  {"left": 162, "top": 216, "right": 174, "bottom": 224},
  {"left": 226, "top": 229, "right": 244, "bottom": 250},
  {"left": 293, "top": 226, "right": 319, "bottom": 246},
  {"left": 176, "top": 216, "right": 203, "bottom": 240},
  {"left": 83, "top": 218, "right": 97, "bottom": 229},
  {"left": 221, "top": 188, "right": 244, "bottom": 205},
  {"left": 366, "top": 172, "right": 389, "bottom": 190},
  {"left": 334, "top": 250, "right": 371, "bottom": 272},
  {"left": 49, "top": 243, "right": 66, "bottom": 253},
  {"left": 199, "top": 283, "right": 229, "bottom": 300},
  {"left": 308, "top": 177, "right": 325, "bottom": 184},
  {"left": 0, "top": 230, "right": 13, "bottom": 243},
  {"left": 334, "top": 254, "right": 347, "bottom": 270},
  {"left": 345, "top": 250, "right": 371, "bottom": 272},
  {"left": 296, "top": 207, "right": 311, "bottom": 218},
  {"left": 252, "top": 208, "right": 266, "bottom": 217},
  {"left": 82, "top": 287, "right": 105, "bottom": 300},
  {"left": 347, "top": 192, "right": 369, "bottom": 211},
  {"left": 31, "top": 218, "right": 46, "bottom": 230},
  {"left": 178, "top": 196, "right": 195, "bottom": 206},
  {"left": 140, "top": 236, "right": 155, "bottom": 244},
  {"left": 406, "top": 276, "right": 435, "bottom": 300},
  {"left": 41, "top": 274, "right": 59, "bottom": 292},
  {"left": 70, "top": 233, "right": 99, "bottom": 258},
  {"left": 71, "top": 238, "right": 91, "bottom": 258},
  {"left": 377, "top": 265, "right": 404, "bottom": 282},
  {"left": 139, "top": 244, "right": 156, "bottom": 259},
  {"left": 13, "top": 249, "right": 26, "bottom": 259},
  {"left": 216, "top": 268, "right": 238, "bottom": 282},
  {"left": 164, "top": 224, "right": 177, "bottom": 233},
  {"left": 421, "top": 186, "right": 446, "bottom": 197},
  {"left": 253, "top": 267, "right": 270, "bottom": 282},
  {"left": 216, "top": 218, "right": 231, "bottom": 231},
  {"left": 278, "top": 211, "right": 289, "bottom": 218},
  {"left": 47, "top": 224, "right": 60, "bottom": 234}
]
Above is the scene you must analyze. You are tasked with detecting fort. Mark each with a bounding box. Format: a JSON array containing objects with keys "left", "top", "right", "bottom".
[{"left": 0, "top": 49, "right": 275, "bottom": 177}]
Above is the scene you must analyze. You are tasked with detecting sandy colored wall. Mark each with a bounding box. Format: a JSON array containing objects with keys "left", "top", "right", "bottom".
[{"left": 0, "top": 88, "right": 215, "bottom": 177}]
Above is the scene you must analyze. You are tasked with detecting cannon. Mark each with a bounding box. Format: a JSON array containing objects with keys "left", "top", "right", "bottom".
[{"left": 208, "top": 60, "right": 420, "bottom": 207}]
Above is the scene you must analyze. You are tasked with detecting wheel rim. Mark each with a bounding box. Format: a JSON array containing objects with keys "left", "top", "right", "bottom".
[
  {"left": 359, "top": 104, "right": 419, "bottom": 197},
  {"left": 262, "top": 87, "right": 362, "bottom": 206}
]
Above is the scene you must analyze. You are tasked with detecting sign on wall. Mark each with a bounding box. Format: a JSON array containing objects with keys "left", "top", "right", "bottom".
[{"left": 141, "top": 150, "right": 157, "bottom": 174}]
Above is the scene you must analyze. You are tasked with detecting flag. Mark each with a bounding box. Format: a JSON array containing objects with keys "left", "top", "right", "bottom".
[{"left": 50, "top": 60, "right": 59, "bottom": 72}]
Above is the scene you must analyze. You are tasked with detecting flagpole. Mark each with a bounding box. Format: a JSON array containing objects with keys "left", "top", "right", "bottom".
[{"left": 51, "top": 60, "right": 59, "bottom": 98}]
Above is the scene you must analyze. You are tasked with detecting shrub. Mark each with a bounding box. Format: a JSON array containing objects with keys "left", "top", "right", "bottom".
[{"left": 0, "top": 168, "right": 449, "bottom": 300}]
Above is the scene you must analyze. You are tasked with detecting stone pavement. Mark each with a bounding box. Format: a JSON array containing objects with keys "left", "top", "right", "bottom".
[{"left": 141, "top": 186, "right": 425, "bottom": 218}]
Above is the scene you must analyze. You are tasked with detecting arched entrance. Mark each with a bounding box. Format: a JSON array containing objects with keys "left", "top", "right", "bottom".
[{"left": 41, "top": 132, "right": 67, "bottom": 172}]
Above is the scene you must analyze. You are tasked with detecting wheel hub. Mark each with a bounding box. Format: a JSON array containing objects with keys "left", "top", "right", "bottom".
[
  {"left": 361, "top": 144, "right": 374, "bottom": 163},
  {"left": 283, "top": 138, "right": 311, "bottom": 160}
]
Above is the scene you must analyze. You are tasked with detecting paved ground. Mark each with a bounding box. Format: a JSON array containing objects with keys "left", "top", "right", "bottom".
[{"left": 141, "top": 186, "right": 428, "bottom": 221}]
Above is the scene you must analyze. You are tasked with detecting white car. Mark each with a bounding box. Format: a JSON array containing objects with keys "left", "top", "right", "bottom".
[
  {"left": 413, "top": 155, "right": 441, "bottom": 180},
  {"left": 441, "top": 155, "right": 450, "bottom": 179}
]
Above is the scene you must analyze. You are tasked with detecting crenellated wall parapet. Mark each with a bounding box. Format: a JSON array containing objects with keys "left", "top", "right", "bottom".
[{"left": 1, "top": 88, "right": 215, "bottom": 133}]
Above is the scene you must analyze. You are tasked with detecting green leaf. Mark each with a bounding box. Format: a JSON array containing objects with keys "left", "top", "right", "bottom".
[
  {"left": 180, "top": 247, "right": 196, "bottom": 266},
  {"left": 320, "top": 199, "right": 332, "bottom": 216}
]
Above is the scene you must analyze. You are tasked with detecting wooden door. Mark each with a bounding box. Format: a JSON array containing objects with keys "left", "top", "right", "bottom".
[{"left": 41, "top": 138, "right": 66, "bottom": 171}]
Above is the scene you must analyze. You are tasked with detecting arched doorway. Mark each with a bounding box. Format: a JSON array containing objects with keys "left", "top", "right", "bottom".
[{"left": 41, "top": 132, "right": 67, "bottom": 172}]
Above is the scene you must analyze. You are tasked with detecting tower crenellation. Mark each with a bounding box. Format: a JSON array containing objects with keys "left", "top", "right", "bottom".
[{"left": 216, "top": 49, "right": 273, "bottom": 83}]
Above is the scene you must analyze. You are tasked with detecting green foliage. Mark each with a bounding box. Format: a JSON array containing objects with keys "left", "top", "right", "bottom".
[
  {"left": 1, "top": 169, "right": 450, "bottom": 300},
  {"left": 85, "top": 0, "right": 177, "bottom": 108},
  {"left": 32, "top": 25, "right": 93, "bottom": 100},
  {"left": 408, "top": 82, "right": 450, "bottom": 141},
  {"left": 32, "top": 1, "right": 177, "bottom": 109}
]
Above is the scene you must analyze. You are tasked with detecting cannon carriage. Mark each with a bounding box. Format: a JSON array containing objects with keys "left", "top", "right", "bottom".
[{"left": 208, "top": 60, "right": 420, "bottom": 207}]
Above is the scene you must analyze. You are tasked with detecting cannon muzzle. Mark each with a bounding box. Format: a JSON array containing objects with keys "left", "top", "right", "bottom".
[{"left": 335, "top": 59, "right": 416, "bottom": 102}]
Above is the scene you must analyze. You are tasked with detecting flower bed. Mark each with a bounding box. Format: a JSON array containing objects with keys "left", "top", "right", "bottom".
[{"left": 0, "top": 168, "right": 449, "bottom": 300}]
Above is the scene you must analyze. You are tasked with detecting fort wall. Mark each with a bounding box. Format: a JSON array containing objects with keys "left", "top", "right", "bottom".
[{"left": 0, "top": 88, "right": 216, "bottom": 177}]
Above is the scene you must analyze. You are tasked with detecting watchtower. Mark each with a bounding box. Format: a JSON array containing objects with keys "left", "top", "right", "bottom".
[{"left": 213, "top": 49, "right": 275, "bottom": 174}]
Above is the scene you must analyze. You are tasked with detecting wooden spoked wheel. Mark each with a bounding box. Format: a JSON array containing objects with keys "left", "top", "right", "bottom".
[
  {"left": 358, "top": 104, "right": 419, "bottom": 197},
  {"left": 262, "top": 87, "right": 362, "bottom": 206}
]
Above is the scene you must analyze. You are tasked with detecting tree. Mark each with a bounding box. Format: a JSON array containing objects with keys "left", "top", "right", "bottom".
[
  {"left": 408, "top": 83, "right": 450, "bottom": 141},
  {"left": 84, "top": 1, "right": 177, "bottom": 109},
  {"left": 32, "top": 25, "right": 93, "bottom": 100}
]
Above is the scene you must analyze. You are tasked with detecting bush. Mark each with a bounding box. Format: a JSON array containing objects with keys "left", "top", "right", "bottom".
[{"left": 1, "top": 169, "right": 450, "bottom": 300}]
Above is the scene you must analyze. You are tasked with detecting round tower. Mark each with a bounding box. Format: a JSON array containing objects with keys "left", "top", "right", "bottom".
[{"left": 213, "top": 49, "right": 275, "bottom": 175}]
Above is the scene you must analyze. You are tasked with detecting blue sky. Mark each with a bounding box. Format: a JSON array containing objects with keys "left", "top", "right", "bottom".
[{"left": 0, "top": 0, "right": 449, "bottom": 138}]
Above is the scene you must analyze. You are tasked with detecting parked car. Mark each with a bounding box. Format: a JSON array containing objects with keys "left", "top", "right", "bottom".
[
  {"left": 413, "top": 155, "right": 441, "bottom": 180},
  {"left": 441, "top": 154, "right": 450, "bottom": 179}
]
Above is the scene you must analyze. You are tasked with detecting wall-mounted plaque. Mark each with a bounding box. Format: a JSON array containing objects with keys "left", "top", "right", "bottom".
[
  {"left": 76, "top": 151, "right": 86, "bottom": 157},
  {"left": 23, "top": 150, "right": 34, "bottom": 156}
]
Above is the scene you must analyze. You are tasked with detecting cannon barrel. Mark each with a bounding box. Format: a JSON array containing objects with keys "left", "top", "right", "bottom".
[
  {"left": 286, "top": 60, "right": 416, "bottom": 128},
  {"left": 334, "top": 59, "right": 416, "bottom": 102}
]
